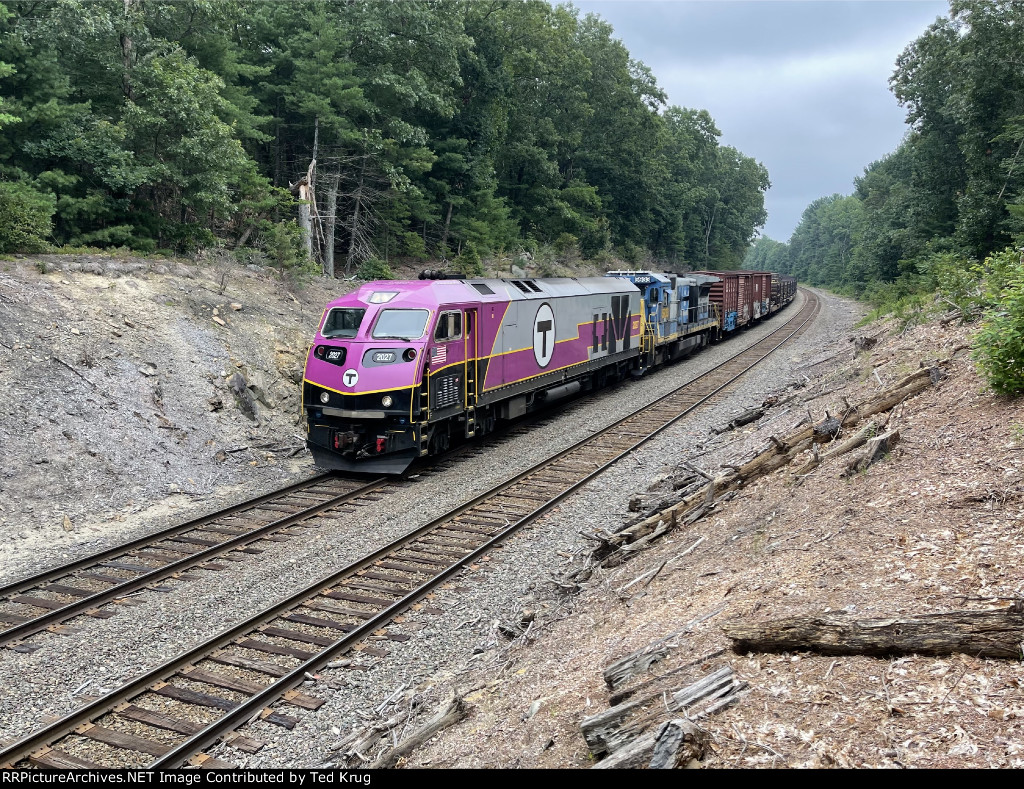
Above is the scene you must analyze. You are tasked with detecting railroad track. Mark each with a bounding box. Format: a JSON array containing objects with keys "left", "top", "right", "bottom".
[
  {"left": 0, "top": 291, "right": 818, "bottom": 769},
  {"left": 0, "top": 475, "right": 393, "bottom": 650},
  {"left": 0, "top": 390, "right": 602, "bottom": 650}
]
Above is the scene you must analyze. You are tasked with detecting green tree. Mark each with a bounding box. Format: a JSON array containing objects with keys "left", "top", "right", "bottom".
[
  {"left": 0, "top": 5, "right": 17, "bottom": 129},
  {"left": 891, "top": 1, "right": 1024, "bottom": 259},
  {"left": 0, "top": 180, "right": 54, "bottom": 252}
]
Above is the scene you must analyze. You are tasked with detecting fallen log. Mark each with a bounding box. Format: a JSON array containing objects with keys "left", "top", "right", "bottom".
[
  {"left": 594, "top": 365, "right": 946, "bottom": 565},
  {"left": 712, "top": 406, "right": 765, "bottom": 434},
  {"left": 603, "top": 644, "right": 671, "bottom": 691},
  {"left": 330, "top": 710, "right": 409, "bottom": 763},
  {"left": 721, "top": 604, "right": 1024, "bottom": 659},
  {"left": 593, "top": 718, "right": 708, "bottom": 770},
  {"left": 820, "top": 417, "right": 886, "bottom": 463},
  {"left": 368, "top": 692, "right": 466, "bottom": 768},
  {"left": 609, "top": 647, "right": 727, "bottom": 706},
  {"left": 648, "top": 719, "right": 708, "bottom": 769},
  {"left": 582, "top": 666, "right": 744, "bottom": 759}
]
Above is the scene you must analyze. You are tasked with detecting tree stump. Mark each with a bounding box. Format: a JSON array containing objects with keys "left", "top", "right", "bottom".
[{"left": 843, "top": 429, "right": 901, "bottom": 476}]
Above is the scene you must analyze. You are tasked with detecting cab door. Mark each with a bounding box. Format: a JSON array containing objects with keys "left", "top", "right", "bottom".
[{"left": 464, "top": 308, "right": 479, "bottom": 409}]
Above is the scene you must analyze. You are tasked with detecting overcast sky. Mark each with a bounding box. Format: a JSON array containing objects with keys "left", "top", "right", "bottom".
[{"left": 570, "top": 0, "right": 949, "bottom": 242}]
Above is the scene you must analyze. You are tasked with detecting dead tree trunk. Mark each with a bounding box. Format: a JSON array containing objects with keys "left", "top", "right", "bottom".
[
  {"left": 722, "top": 605, "right": 1024, "bottom": 659},
  {"left": 323, "top": 171, "right": 340, "bottom": 278},
  {"left": 345, "top": 157, "right": 367, "bottom": 275},
  {"left": 439, "top": 201, "right": 454, "bottom": 255},
  {"left": 296, "top": 158, "right": 316, "bottom": 265},
  {"left": 649, "top": 719, "right": 707, "bottom": 769},
  {"left": 120, "top": 0, "right": 136, "bottom": 100},
  {"left": 297, "top": 195, "right": 312, "bottom": 262},
  {"left": 594, "top": 719, "right": 707, "bottom": 770},
  {"left": 582, "top": 666, "right": 745, "bottom": 764}
]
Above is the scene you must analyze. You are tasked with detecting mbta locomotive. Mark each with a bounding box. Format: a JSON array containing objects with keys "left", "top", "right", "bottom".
[{"left": 302, "top": 270, "right": 795, "bottom": 473}]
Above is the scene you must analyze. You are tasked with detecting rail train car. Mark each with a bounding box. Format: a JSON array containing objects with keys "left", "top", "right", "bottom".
[
  {"left": 303, "top": 276, "right": 642, "bottom": 473},
  {"left": 736, "top": 270, "right": 772, "bottom": 319},
  {"left": 605, "top": 270, "right": 720, "bottom": 362},
  {"left": 303, "top": 269, "right": 796, "bottom": 473},
  {"left": 771, "top": 274, "right": 797, "bottom": 311},
  {"left": 689, "top": 269, "right": 775, "bottom": 332}
]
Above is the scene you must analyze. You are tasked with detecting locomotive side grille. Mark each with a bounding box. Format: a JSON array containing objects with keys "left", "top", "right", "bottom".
[{"left": 433, "top": 373, "right": 462, "bottom": 409}]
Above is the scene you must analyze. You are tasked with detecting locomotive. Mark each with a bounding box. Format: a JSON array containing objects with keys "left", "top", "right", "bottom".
[{"left": 302, "top": 269, "right": 795, "bottom": 473}]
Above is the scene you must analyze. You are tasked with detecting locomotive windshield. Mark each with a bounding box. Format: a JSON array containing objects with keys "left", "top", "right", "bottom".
[
  {"left": 322, "top": 308, "right": 366, "bottom": 339},
  {"left": 372, "top": 309, "right": 429, "bottom": 340}
]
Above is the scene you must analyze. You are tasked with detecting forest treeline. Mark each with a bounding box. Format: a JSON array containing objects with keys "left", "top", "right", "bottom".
[
  {"left": 745, "top": 0, "right": 1024, "bottom": 307},
  {"left": 0, "top": 0, "right": 769, "bottom": 273},
  {"left": 743, "top": 1, "right": 1024, "bottom": 394}
]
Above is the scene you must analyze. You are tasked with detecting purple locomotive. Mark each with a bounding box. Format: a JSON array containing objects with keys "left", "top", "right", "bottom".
[{"left": 303, "top": 276, "right": 643, "bottom": 473}]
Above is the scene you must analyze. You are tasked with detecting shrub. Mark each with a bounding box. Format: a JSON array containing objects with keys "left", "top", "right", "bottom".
[
  {"left": 454, "top": 242, "right": 484, "bottom": 277},
  {"left": 0, "top": 181, "right": 55, "bottom": 253},
  {"left": 972, "top": 252, "right": 1024, "bottom": 395},
  {"left": 918, "top": 251, "right": 980, "bottom": 316},
  {"left": 262, "top": 220, "right": 311, "bottom": 272},
  {"left": 356, "top": 257, "right": 394, "bottom": 281},
  {"left": 402, "top": 232, "right": 427, "bottom": 260},
  {"left": 553, "top": 233, "right": 579, "bottom": 256}
]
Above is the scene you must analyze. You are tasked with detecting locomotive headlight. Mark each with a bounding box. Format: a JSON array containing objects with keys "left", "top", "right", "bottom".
[
  {"left": 319, "top": 391, "right": 330, "bottom": 404},
  {"left": 381, "top": 395, "right": 393, "bottom": 407}
]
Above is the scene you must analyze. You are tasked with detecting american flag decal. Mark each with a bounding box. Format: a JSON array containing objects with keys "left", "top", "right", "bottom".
[{"left": 432, "top": 345, "right": 447, "bottom": 365}]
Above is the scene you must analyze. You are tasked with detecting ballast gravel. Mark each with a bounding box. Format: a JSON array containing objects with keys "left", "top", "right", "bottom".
[{"left": 0, "top": 289, "right": 864, "bottom": 767}]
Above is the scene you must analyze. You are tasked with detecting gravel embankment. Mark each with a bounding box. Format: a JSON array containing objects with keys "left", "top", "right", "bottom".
[{"left": 0, "top": 289, "right": 864, "bottom": 766}]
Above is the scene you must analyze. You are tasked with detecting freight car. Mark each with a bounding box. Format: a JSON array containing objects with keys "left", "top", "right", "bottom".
[
  {"left": 303, "top": 269, "right": 795, "bottom": 473},
  {"left": 771, "top": 274, "right": 797, "bottom": 311},
  {"left": 687, "top": 269, "right": 777, "bottom": 332}
]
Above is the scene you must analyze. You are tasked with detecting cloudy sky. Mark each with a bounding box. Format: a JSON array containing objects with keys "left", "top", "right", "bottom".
[{"left": 570, "top": 0, "right": 949, "bottom": 241}]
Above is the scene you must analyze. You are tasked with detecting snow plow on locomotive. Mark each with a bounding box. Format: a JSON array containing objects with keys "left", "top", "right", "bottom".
[{"left": 302, "top": 269, "right": 796, "bottom": 473}]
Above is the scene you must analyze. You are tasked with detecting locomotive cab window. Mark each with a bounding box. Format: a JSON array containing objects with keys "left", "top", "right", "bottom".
[
  {"left": 371, "top": 309, "right": 429, "bottom": 340},
  {"left": 322, "top": 308, "right": 366, "bottom": 339},
  {"left": 434, "top": 310, "right": 463, "bottom": 342}
]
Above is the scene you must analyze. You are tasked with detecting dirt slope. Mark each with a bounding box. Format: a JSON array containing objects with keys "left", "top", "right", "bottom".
[
  {"left": 0, "top": 254, "right": 351, "bottom": 578},
  {"left": 405, "top": 319, "right": 1024, "bottom": 769}
]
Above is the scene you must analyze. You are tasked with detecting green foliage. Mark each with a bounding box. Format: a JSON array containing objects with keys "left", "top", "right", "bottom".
[
  {"left": 454, "top": 242, "right": 483, "bottom": 278},
  {"left": 0, "top": 0, "right": 771, "bottom": 264},
  {"left": 617, "top": 241, "right": 645, "bottom": 265},
  {"left": 259, "top": 220, "right": 310, "bottom": 272},
  {"left": 401, "top": 232, "right": 428, "bottom": 261},
  {"left": 553, "top": 233, "right": 579, "bottom": 256},
  {"left": 0, "top": 5, "right": 17, "bottom": 129},
  {"left": 0, "top": 181, "right": 55, "bottom": 252},
  {"left": 917, "top": 251, "right": 982, "bottom": 317},
  {"left": 532, "top": 244, "right": 562, "bottom": 278},
  {"left": 355, "top": 257, "right": 394, "bottom": 281},
  {"left": 972, "top": 252, "right": 1024, "bottom": 395},
  {"left": 589, "top": 248, "right": 618, "bottom": 270}
]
